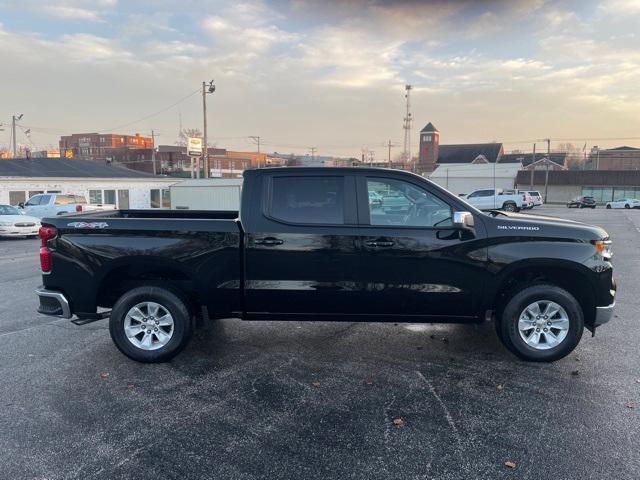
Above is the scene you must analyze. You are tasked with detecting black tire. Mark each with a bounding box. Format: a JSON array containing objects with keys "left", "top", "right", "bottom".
[
  {"left": 498, "top": 284, "right": 584, "bottom": 362},
  {"left": 625, "top": 204, "right": 630, "bottom": 209},
  {"left": 606, "top": 204, "right": 611, "bottom": 209},
  {"left": 503, "top": 201, "right": 517, "bottom": 212},
  {"left": 109, "top": 286, "right": 193, "bottom": 363}
]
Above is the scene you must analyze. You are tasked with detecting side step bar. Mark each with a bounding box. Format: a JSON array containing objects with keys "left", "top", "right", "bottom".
[{"left": 72, "top": 311, "right": 111, "bottom": 325}]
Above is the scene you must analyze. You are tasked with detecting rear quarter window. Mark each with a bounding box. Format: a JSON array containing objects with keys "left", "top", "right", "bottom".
[{"left": 54, "top": 195, "right": 79, "bottom": 205}]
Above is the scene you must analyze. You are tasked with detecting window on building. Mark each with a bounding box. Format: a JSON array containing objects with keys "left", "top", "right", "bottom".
[
  {"left": 422, "top": 135, "right": 432, "bottom": 142},
  {"left": 150, "top": 189, "right": 160, "bottom": 208},
  {"left": 46, "top": 190, "right": 61, "bottom": 194},
  {"left": 9, "top": 191, "right": 26, "bottom": 206},
  {"left": 104, "top": 190, "right": 116, "bottom": 205},
  {"left": 89, "top": 190, "right": 103, "bottom": 204},
  {"left": 117, "top": 190, "right": 130, "bottom": 209},
  {"left": 162, "top": 189, "right": 170, "bottom": 208},
  {"left": 270, "top": 176, "right": 345, "bottom": 224},
  {"left": 28, "top": 190, "right": 44, "bottom": 198}
]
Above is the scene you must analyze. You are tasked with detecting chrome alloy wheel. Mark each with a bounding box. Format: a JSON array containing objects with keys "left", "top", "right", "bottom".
[
  {"left": 518, "top": 300, "right": 570, "bottom": 350},
  {"left": 123, "top": 302, "right": 174, "bottom": 351}
]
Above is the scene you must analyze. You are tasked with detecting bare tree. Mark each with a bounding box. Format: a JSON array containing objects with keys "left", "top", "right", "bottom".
[
  {"left": 175, "top": 128, "right": 203, "bottom": 146},
  {"left": 556, "top": 142, "right": 585, "bottom": 170}
]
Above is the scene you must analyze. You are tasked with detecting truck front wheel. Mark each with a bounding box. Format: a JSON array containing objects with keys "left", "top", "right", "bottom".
[
  {"left": 109, "top": 286, "right": 193, "bottom": 363},
  {"left": 498, "top": 284, "right": 583, "bottom": 362}
]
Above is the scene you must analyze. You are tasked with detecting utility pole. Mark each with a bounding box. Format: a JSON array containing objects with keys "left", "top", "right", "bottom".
[
  {"left": 202, "top": 80, "right": 216, "bottom": 178},
  {"left": 11, "top": 114, "right": 23, "bottom": 158},
  {"left": 249, "top": 136, "right": 261, "bottom": 167},
  {"left": 544, "top": 138, "right": 551, "bottom": 203},
  {"left": 530, "top": 143, "right": 536, "bottom": 188},
  {"left": 309, "top": 147, "right": 317, "bottom": 163},
  {"left": 402, "top": 85, "right": 412, "bottom": 163},
  {"left": 151, "top": 130, "right": 158, "bottom": 175}
]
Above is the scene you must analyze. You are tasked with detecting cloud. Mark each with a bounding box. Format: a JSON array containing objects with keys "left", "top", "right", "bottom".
[{"left": 23, "top": 0, "right": 117, "bottom": 22}]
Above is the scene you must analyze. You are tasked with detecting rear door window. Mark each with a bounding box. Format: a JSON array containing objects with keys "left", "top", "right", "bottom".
[{"left": 269, "top": 176, "right": 345, "bottom": 225}]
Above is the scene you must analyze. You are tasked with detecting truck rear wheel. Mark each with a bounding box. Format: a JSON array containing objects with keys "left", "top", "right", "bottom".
[
  {"left": 502, "top": 201, "right": 518, "bottom": 212},
  {"left": 109, "top": 286, "right": 193, "bottom": 363},
  {"left": 498, "top": 284, "right": 583, "bottom": 362}
]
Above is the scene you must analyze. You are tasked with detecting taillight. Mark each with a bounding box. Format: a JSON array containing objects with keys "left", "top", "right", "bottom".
[
  {"left": 76, "top": 204, "right": 83, "bottom": 212},
  {"left": 38, "top": 226, "right": 57, "bottom": 273},
  {"left": 40, "top": 247, "right": 52, "bottom": 273}
]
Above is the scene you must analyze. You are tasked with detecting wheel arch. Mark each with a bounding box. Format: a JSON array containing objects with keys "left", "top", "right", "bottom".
[
  {"left": 94, "top": 256, "right": 200, "bottom": 311},
  {"left": 487, "top": 259, "right": 597, "bottom": 326}
]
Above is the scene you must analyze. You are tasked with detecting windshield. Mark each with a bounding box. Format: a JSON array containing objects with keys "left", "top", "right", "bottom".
[{"left": 0, "top": 205, "right": 21, "bottom": 215}]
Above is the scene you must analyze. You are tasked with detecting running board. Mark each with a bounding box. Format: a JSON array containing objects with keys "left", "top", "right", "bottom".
[{"left": 72, "top": 311, "right": 111, "bottom": 325}]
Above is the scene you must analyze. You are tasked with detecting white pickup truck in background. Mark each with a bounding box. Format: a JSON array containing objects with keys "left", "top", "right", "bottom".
[
  {"left": 19, "top": 193, "right": 116, "bottom": 218},
  {"left": 462, "top": 188, "right": 528, "bottom": 212}
]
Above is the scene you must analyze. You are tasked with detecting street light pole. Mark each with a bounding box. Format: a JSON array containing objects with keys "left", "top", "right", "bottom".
[{"left": 202, "top": 80, "right": 216, "bottom": 178}]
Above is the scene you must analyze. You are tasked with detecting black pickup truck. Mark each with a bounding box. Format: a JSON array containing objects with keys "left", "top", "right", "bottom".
[{"left": 36, "top": 167, "right": 615, "bottom": 363}]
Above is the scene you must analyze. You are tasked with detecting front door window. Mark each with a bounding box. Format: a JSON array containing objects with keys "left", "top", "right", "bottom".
[{"left": 367, "top": 178, "right": 452, "bottom": 227}]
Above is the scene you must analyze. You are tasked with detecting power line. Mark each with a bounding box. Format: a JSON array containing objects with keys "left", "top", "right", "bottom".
[{"left": 102, "top": 88, "right": 200, "bottom": 133}]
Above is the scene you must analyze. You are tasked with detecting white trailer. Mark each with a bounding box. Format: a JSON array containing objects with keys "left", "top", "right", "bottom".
[{"left": 170, "top": 178, "right": 243, "bottom": 211}]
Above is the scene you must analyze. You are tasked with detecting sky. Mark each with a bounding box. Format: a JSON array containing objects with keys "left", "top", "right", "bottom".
[{"left": 1, "top": 0, "right": 640, "bottom": 159}]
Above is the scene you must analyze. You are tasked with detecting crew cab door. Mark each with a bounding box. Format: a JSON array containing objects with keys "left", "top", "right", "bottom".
[
  {"left": 24, "top": 194, "right": 52, "bottom": 218},
  {"left": 356, "top": 175, "right": 487, "bottom": 319},
  {"left": 242, "top": 172, "right": 362, "bottom": 317},
  {"left": 466, "top": 189, "right": 494, "bottom": 210}
]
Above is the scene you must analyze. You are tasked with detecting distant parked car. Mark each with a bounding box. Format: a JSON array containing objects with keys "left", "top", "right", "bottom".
[
  {"left": 368, "top": 191, "right": 383, "bottom": 208},
  {"left": 463, "top": 188, "right": 527, "bottom": 212},
  {"left": 567, "top": 196, "right": 596, "bottom": 209},
  {"left": 606, "top": 198, "right": 640, "bottom": 209},
  {"left": 0, "top": 204, "right": 40, "bottom": 238},
  {"left": 519, "top": 190, "right": 543, "bottom": 207},
  {"left": 19, "top": 194, "right": 116, "bottom": 218}
]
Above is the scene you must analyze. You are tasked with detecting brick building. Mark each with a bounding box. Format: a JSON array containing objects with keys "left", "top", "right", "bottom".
[
  {"left": 589, "top": 146, "right": 640, "bottom": 170},
  {"left": 59, "top": 133, "right": 153, "bottom": 161},
  {"left": 417, "top": 122, "right": 504, "bottom": 174}
]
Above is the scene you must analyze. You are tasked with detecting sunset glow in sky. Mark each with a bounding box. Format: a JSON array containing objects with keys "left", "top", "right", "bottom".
[{"left": 1, "top": 0, "right": 640, "bottom": 158}]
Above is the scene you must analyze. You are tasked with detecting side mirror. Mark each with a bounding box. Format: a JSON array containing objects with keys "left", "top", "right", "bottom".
[
  {"left": 453, "top": 211, "right": 474, "bottom": 230},
  {"left": 18, "top": 202, "right": 24, "bottom": 208}
]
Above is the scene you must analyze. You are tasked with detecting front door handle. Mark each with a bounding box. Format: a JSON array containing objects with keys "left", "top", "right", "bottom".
[
  {"left": 365, "top": 240, "right": 395, "bottom": 247},
  {"left": 254, "top": 237, "right": 284, "bottom": 246}
]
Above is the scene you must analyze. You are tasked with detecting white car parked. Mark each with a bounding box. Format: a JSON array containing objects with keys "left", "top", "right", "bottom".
[
  {"left": 462, "top": 188, "right": 527, "bottom": 212},
  {"left": 605, "top": 198, "right": 640, "bottom": 209},
  {"left": 519, "top": 190, "right": 543, "bottom": 207},
  {"left": 19, "top": 194, "right": 115, "bottom": 218},
  {"left": 0, "top": 204, "right": 41, "bottom": 238}
]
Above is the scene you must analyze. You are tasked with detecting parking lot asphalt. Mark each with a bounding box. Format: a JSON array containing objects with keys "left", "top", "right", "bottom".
[{"left": 0, "top": 206, "right": 638, "bottom": 480}]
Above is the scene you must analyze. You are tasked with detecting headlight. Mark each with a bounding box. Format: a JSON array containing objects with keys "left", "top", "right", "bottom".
[
  {"left": 594, "top": 240, "right": 613, "bottom": 260},
  {"left": 0, "top": 221, "right": 12, "bottom": 226}
]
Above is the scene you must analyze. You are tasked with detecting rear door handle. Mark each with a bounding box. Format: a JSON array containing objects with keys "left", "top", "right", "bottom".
[
  {"left": 254, "top": 237, "right": 284, "bottom": 246},
  {"left": 365, "top": 240, "right": 394, "bottom": 247}
]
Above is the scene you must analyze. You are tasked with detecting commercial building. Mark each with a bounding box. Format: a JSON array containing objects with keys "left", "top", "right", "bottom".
[
  {"left": 429, "top": 163, "right": 522, "bottom": 195},
  {"left": 589, "top": 146, "right": 640, "bottom": 170},
  {"left": 515, "top": 170, "right": 640, "bottom": 204},
  {"left": 156, "top": 146, "right": 285, "bottom": 178},
  {"left": 0, "top": 158, "right": 176, "bottom": 208},
  {"left": 59, "top": 133, "right": 153, "bottom": 161}
]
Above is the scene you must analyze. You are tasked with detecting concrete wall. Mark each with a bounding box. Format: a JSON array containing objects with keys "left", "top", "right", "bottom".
[{"left": 0, "top": 178, "right": 177, "bottom": 209}]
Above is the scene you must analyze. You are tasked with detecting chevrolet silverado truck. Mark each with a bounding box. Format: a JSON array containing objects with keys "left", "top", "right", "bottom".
[{"left": 35, "top": 167, "right": 616, "bottom": 363}]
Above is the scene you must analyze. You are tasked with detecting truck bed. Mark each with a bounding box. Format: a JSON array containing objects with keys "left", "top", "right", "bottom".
[{"left": 71, "top": 209, "right": 239, "bottom": 220}]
